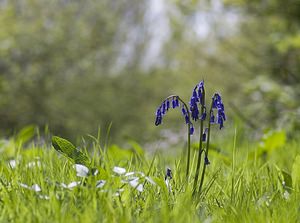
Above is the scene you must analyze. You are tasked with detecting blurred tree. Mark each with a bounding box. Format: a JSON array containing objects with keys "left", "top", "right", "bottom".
[
  {"left": 221, "top": 0, "right": 300, "bottom": 133},
  {"left": 0, "top": 0, "right": 178, "bottom": 142},
  {"left": 1, "top": 0, "right": 298, "bottom": 144}
]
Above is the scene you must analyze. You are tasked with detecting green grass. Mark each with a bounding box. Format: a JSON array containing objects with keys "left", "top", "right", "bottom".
[{"left": 0, "top": 131, "right": 299, "bottom": 223}]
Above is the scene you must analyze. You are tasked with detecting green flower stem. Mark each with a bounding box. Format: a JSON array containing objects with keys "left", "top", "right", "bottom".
[
  {"left": 198, "top": 101, "right": 213, "bottom": 194},
  {"left": 186, "top": 121, "right": 191, "bottom": 178},
  {"left": 193, "top": 90, "right": 205, "bottom": 193}
]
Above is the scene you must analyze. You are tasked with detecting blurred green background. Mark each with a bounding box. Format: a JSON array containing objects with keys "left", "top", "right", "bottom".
[{"left": 0, "top": 0, "right": 299, "bottom": 144}]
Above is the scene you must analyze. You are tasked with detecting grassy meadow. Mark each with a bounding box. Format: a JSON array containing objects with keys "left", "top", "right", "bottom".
[
  {"left": 0, "top": 126, "right": 299, "bottom": 223},
  {"left": 0, "top": 1, "right": 299, "bottom": 222}
]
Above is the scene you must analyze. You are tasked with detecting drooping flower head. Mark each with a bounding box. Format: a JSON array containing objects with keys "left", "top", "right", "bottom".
[
  {"left": 189, "top": 80, "right": 205, "bottom": 121},
  {"left": 155, "top": 96, "right": 194, "bottom": 135},
  {"left": 204, "top": 155, "right": 210, "bottom": 165},
  {"left": 165, "top": 167, "right": 172, "bottom": 180},
  {"left": 155, "top": 107, "right": 163, "bottom": 126},
  {"left": 211, "top": 93, "right": 226, "bottom": 129},
  {"left": 197, "top": 81, "right": 205, "bottom": 106},
  {"left": 202, "top": 128, "right": 208, "bottom": 141}
]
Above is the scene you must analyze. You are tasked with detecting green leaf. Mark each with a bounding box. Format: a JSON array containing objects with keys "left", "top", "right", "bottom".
[
  {"left": 292, "top": 155, "right": 300, "bottom": 190},
  {"left": 281, "top": 170, "right": 292, "bottom": 191},
  {"left": 52, "top": 136, "right": 91, "bottom": 168}
]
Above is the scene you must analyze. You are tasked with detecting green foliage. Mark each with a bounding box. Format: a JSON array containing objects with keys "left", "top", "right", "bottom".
[
  {"left": 281, "top": 170, "right": 292, "bottom": 191},
  {"left": 258, "top": 130, "right": 286, "bottom": 155},
  {"left": 0, "top": 134, "right": 300, "bottom": 222},
  {"left": 0, "top": 0, "right": 299, "bottom": 144},
  {"left": 0, "top": 0, "right": 174, "bottom": 142},
  {"left": 52, "top": 136, "right": 91, "bottom": 168},
  {"left": 0, "top": 125, "right": 36, "bottom": 157},
  {"left": 107, "top": 144, "right": 134, "bottom": 163},
  {"left": 222, "top": 0, "right": 300, "bottom": 133}
]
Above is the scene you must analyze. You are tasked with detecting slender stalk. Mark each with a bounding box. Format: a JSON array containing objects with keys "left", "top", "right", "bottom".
[
  {"left": 193, "top": 90, "right": 205, "bottom": 193},
  {"left": 198, "top": 102, "right": 213, "bottom": 194},
  {"left": 186, "top": 122, "right": 191, "bottom": 178},
  {"left": 162, "top": 95, "right": 191, "bottom": 178}
]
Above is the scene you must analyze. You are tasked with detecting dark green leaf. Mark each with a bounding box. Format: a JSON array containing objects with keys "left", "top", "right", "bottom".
[{"left": 52, "top": 136, "right": 91, "bottom": 168}]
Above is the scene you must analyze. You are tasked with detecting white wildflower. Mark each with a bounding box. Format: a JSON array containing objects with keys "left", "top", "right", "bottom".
[
  {"left": 9, "top": 160, "right": 17, "bottom": 169},
  {"left": 129, "top": 178, "right": 143, "bottom": 192},
  {"left": 74, "top": 164, "right": 89, "bottom": 177},
  {"left": 113, "top": 166, "right": 126, "bottom": 175},
  {"left": 96, "top": 180, "right": 106, "bottom": 188}
]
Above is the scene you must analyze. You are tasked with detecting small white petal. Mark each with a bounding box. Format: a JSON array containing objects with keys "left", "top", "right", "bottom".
[
  {"left": 9, "top": 160, "right": 17, "bottom": 169},
  {"left": 93, "top": 169, "right": 99, "bottom": 176},
  {"left": 74, "top": 164, "right": 89, "bottom": 177},
  {"left": 96, "top": 180, "right": 106, "bottom": 188},
  {"left": 31, "top": 184, "right": 41, "bottom": 192},
  {"left": 114, "top": 188, "right": 124, "bottom": 196},
  {"left": 129, "top": 178, "right": 143, "bottom": 192},
  {"left": 61, "top": 183, "right": 67, "bottom": 188},
  {"left": 26, "top": 161, "right": 41, "bottom": 168},
  {"left": 129, "top": 178, "right": 139, "bottom": 187},
  {"left": 38, "top": 195, "right": 50, "bottom": 200},
  {"left": 113, "top": 166, "right": 126, "bottom": 175},
  {"left": 67, "top": 181, "right": 81, "bottom": 189},
  {"left": 125, "top": 172, "right": 135, "bottom": 177},
  {"left": 19, "top": 183, "right": 31, "bottom": 189},
  {"left": 136, "top": 184, "right": 143, "bottom": 192},
  {"left": 165, "top": 179, "right": 172, "bottom": 192},
  {"left": 283, "top": 191, "right": 290, "bottom": 200}
]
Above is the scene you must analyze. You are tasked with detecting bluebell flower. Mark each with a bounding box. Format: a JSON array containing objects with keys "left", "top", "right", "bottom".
[
  {"left": 217, "top": 114, "right": 226, "bottom": 129},
  {"left": 172, "top": 98, "right": 176, "bottom": 108},
  {"left": 189, "top": 81, "right": 205, "bottom": 121},
  {"left": 204, "top": 156, "right": 210, "bottom": 165},
  {"left": 202, "top": 128, "right": 208, "bottom": 141},
  {"left": 189, "top": 93, "right": 199, "bottom": 121},
  {"left": 162, "top": 102, "right": 166, "bottom": 115},
  {"left": 190, "top": 105, "right": 199, "bottom": 121},
  {"left": 211, "top": 93, "right": 226, "bottom": 129},
  {"left": 181, "top": 107, "right": 187, "bottom": 116},
  {"left": 172, "top": 96, "right": 180, "bottom": 108},
  {"left": 190, "top": 124, "right": 194, "bottom": 135},
  {"left": 193, "top": 89, "right": 199, "bottom": 102},
  {"left": 210, "top": 110, "right": 215, "bottom": 123},
  {"left": 185, "top": 114, "right": 190, "bottom": 124},
  {"left": 175, "top": 96, "right": 179, "bottom": 107},
  {"left": 166, "top": 100, "right": 170, "bottom": 111},
  {"left": 155, "top": 107, "right": 163, "bottom": 126},
  {"left": 197, "top": 81, "right": 205, "bottom": 105},
  {"left": 165, "top": 167, "right": 172, "bottom": 180},
  {"left": 200, "top": 108, "right": 207, "bottom": 121},
  {"left": 155, "top": 96, "right": 193, "bottom": 134}
]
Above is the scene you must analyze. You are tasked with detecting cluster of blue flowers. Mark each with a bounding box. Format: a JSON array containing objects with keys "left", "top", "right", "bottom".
[
  {"left": 211, "top": 93, "right": 226, "bottom": 129},
  {"left": 154, "top": 81, "right": 226, "bottom": 134},
  {"left": 189, "top": 81, "right": 206, "bottom": 121},
  {"left": 154, "top": 80, "right": 226, "bottom": 185},
  {"left": 155, "top": 96, "right": 179, "bottom": 126},
  {"left": 155, "top": 96, "right": 194, "bottom": 135}
]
